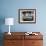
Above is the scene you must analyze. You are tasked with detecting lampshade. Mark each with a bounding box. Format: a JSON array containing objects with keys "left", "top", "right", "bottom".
[{"left": 5, "top": 18, "right": 14, "bottom": 25}]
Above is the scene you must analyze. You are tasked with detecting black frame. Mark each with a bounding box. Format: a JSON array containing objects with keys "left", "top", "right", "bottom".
[{"left": 18, "top": 9, "right": 36, "bottom": 24}]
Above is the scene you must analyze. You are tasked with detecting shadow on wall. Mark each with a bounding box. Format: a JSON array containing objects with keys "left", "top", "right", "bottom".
[{"left": 0, "top": 16, "right": 5, "bottom": 46}]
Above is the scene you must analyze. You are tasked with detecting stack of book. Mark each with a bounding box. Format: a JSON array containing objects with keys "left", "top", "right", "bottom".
[{"left": 25, "top": 32, "right": 38, "bottom": 35}]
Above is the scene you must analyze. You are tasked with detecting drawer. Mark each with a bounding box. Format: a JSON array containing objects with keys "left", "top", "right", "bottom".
[
  {"left": 24, "top": 40, "right": 43, "bottom": 46},
  {"left": 4, "top": 40, "right": 24, "bottom": 46},
  {"left": 4, "top": 40, "right": 16, "bottom": 46},
  {"left": 4, "top": 35, "right": 24, "bottom": 40},
  {"left": 25, "top": 35, "right": 43, "bottom": 40},
  {"left": 32, "top": 40, "right": 43, "bottom": 46},
  {"left": 15, "top": 40, "right": 24, "bottom": 46}
]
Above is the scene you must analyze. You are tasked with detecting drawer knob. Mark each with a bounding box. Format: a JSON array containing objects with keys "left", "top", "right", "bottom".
[{"left": 32, "top": 42, "right": 35, "bottom": 44}]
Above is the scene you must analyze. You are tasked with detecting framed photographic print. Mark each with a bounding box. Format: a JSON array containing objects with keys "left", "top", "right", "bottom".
[{"left": 18, "top": 9, "right": 36, "bottom": 24}]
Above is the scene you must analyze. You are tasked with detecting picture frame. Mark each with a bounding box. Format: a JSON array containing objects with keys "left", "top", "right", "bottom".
[{"left": 18, "top": 9, "right": 36, "bottom": 24}]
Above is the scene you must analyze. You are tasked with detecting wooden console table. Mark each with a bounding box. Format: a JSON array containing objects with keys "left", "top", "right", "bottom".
[{"left": 4, "top": 32, "right": 43, "bottom": 46}]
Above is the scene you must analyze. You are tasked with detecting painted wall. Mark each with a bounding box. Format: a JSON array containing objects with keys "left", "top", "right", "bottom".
[
  {"left": 0, "top": 0, "right": 46, "bottom": 32},
  {"left": 0, "top": 0, "right": 46, "bottom": 46}
]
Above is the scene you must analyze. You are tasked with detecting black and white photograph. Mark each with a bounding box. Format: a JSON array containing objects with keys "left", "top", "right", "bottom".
[{"left": 18, "top": 9, "right": 36, "bottom": 23}]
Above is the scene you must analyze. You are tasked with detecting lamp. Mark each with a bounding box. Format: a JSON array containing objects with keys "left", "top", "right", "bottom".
[{"left": 5, "top": 18, "right": 14, "bottom": 35}]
